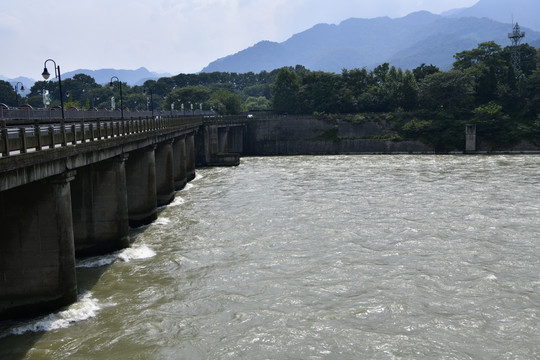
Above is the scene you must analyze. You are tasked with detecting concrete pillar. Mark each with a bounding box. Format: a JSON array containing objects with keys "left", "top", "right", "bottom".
[
  {"left": 466, "top": 124, "right": 476, "bottom": 153},
  {"left": 71, "top": 155, "right": 130, "bottom": 257},
  {"left": 126, "top": 145, "right": 157, "bottom": 228},
  {"left": 186, "top": 133, "right": 196, "bottom": 182},
  {"left": 172, "top": 135, "right": 187, "bottom": 190},
  {"left": 204, "top": 125, "right": 219, "bottom": 164},
  {"left": 155, "top": 140, "right": 175, "bottom": 206},
  {"left": 218, "top": 127, "right": 229, "bottom": 153},
  {"left": 229, "top": 126, "right": 244, "bottom": 153},
  {"left": 0, "top": 172, "right": 78, "bottom": 320}
]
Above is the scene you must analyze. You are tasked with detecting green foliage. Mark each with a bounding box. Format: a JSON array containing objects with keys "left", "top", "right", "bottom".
[
  {"left": 0, "top": 80, "right": 16, "bottom": 107},
  {"left": 473, "top": 101, "right": 517, "bottom": 148},
  {"left": 6, "top": 40, "right": 536, "bottom": 151},
  {"left": 244, "top": 96, "right": 270, "bottom": 111},
  {"left": 165, "top": 86, "right": 211, "bottom": 110},
  {"left": 315, "top": 125, "right": 341, "bottom": 141},
  {"left": 271, "top": 67, "right": 300, "bottom": 113},
  {"left": 351, "top": 115, "right": 366, "bottom": 124},
  {"left": 418, "top": 70, "right": 473, "bottom": 112},
  {"left": 210, "top": 89, "right": 243, "bottom": 115},
  {"left": 412, "top": 63, "right": 440, "bottom": 82}
]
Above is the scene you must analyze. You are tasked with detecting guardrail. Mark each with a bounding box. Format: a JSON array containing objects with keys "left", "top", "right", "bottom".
[
  {"left": 0, "top": 108, "right": 215, "bottom": 120},
  {"left": 0, "top": 116, "right": 204, "bottom": 158}
]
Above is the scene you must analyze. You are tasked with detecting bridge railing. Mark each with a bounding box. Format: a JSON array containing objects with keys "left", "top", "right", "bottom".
[
  {"left": 0, "top": 115, "right": 204, "bottom": 158},
  {"left": 0, "top": 107, "right": 216, "bottom": 121}
]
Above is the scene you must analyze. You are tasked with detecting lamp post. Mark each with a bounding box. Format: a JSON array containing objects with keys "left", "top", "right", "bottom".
[
  {"left": 109, "top": 76, "right": 124, "bottom": 119},
  {"left": 42, "top": 59, "right": 65, "bottom": 121},
  {"left": 13, "top": 82, "right": 25, "bottom": 107},
  {"left": 143, "top": 88, "right": 154, "bottom": 117}
]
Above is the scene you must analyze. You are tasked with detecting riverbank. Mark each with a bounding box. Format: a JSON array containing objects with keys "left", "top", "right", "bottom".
[{"left": 245, "top": 114, "right": 540, "bottom": 155}]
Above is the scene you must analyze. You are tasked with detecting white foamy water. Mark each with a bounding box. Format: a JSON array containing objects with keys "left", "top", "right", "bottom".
[
  {"left": 76, "top": 245, "right": 156, "bottom": 268},
  {"left": 169, "top": 196, "right": 185, "bottom": 207},
  {"left": 117, "top": 244, "right": 156, "bottom": 262},
  {"left": 2, "top": 292, "right": 101, "bottom": 338}
]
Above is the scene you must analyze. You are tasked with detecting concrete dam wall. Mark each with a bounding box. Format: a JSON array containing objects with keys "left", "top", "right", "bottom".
[{"left": 245, "top": 115, "right": 434, "bottom": 155}]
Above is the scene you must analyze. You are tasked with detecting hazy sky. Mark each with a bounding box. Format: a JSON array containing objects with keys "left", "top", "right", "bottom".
[{"left": 1, "top": 0, "right": 479, "bottom": 79}]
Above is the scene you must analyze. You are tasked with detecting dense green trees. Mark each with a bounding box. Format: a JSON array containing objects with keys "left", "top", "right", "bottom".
[
  {"left": 1, "top": 40, "right": 538, "bottom": 150},
  {"left": 0, "top": 80, "right": 16, "bottom": 106}
]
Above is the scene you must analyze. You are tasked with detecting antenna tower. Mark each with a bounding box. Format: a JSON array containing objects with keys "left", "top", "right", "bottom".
[{"left": 508, "top": 22, "right": 526, "bottom": 79}]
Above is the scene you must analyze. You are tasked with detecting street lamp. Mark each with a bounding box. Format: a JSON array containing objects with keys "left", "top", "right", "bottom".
[
  {"left": 143, "top": 88, "right": 154, "bottom": 117},
  {"left": 13, "top": 82, "right": 24, "bottom": 107},
  {"left": 109, "top": 76, "right": 124, "bottom": 119},
  {"left": 42, "top": 59, "right": 65, "bottom": 120}
]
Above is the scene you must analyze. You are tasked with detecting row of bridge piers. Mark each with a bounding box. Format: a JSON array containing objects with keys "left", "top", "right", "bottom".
[{"left": 0, "top": 121, "right": 245, "bottom": 320}]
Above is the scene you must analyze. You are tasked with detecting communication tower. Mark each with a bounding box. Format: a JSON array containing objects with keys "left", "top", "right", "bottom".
[{"left": 508, "top": 22, "right": 526, "bottom": 79}]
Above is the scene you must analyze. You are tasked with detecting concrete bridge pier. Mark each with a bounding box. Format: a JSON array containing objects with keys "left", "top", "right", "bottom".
[
  {"left": 155, "top": 140, "right": 175, "bottom": 206},
  {"left": 126, "top": 145, "right": 158, "bottom": 228},
  {"left": 186, "top": 133, "right": 196, "bottom": 181},
  {"left": 172, "top": 135, "right": 187, "bottom": 190},
  {"left": 71, "top": 155, "right": 130, "bottom": 257},
  {"left": 218, "top": 127, "right": 229, "bottom": 153},
  {"left": 0, "top": 172, "right": 78, "bottom": 320},
  {"left": 228, "top": 126, "right": 245, "bottom": 153}
]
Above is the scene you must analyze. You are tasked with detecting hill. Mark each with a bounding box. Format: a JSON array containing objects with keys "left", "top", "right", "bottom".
[
  {"left": 202, "top": 9, "right": 540, "bottom": 73},
  {"left": 443, "top": 0, "right": 540, "bottom": 31},
  {"left": 60, "top": 67, "right": 170, "bottom": 86}
]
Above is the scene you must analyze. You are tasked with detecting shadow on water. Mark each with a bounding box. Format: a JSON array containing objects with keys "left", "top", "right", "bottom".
[
  {"left": 0, "top": 181, "right": 188, "bottom": 359},
  {"left": 0, "top": 220, "right": 157, "bottom": 359}
]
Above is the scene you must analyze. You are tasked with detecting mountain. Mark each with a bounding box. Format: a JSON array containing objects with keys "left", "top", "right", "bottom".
[
  {"left": 201, "top": 11, "right": 540, "bottom": 73},
  {"left": 60, "top": 67, "right": 171, "bottom": 86},
  {"left": 0, "top": 67, "right": 170, "bottom": 94},
  {"left": 442, "top": 0, "right": 540, "bottom": 31}
]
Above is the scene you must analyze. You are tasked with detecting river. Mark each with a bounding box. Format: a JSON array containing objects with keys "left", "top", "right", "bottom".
[{"left": 1, "top": 155, "right": 539, "bottom": 359}]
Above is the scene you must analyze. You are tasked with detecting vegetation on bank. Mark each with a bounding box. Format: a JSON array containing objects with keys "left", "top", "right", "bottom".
[{"left": 1, "top": 41, "right": 539, "bottom": 150}]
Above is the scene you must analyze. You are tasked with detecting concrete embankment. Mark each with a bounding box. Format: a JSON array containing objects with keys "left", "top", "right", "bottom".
[
  {"left": 245, "top": 115, "right": 433, "bottom": 155},
  {"left": 245, "top": 114, "right": 540, "bottom": 155}
]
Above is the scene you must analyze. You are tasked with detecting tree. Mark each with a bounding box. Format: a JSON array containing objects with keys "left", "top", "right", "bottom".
[
  {"left": 412, "top": 63, "right": 440, "bottom": 82},
  {"left": 419, "top": 70, "right": 473, "bottom": 112},
  {"left": 0, "top": 80, "right": 16, "bottom": 107},
  {"left": 399, "top": 70, "right": 419, "bottom": 111},
  {"left": 210, "top": 89, "right": 243, "bottom": 115},
  {"left": 245, "top": 96, "right": 270, "bottom": 111},
  {"left": 271, "top": 67, "right": 300, "bottom": 113},
  {"left": 165, "top": 86, "right": 211, "bottom": 110},
  {"left": 472, "top": 101, "right": 516, "bottom": 148},
  {"left": 297, "top": 71, "right": 343, "bottom": 114}
]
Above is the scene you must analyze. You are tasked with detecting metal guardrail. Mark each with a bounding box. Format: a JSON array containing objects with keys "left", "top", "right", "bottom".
[
  {"left": 0, "top": 108, "right": 215, "bottom": 121},
  {"left": 0, "top": 115, "right": 204, "bottom": 158}
]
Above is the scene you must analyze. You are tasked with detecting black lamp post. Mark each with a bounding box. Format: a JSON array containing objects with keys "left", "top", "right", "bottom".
[
  {"left": 13, "top": 82, "right": 24, "bottom": 107},
  {"left": 143, "top": 88, "right": 154, "bottom": 117},
  {"left": 109, "top": 76, "right": 124, "bottom": 119},
  {"left": 42, "top": 59, "right": 65, "bottom": 121}
]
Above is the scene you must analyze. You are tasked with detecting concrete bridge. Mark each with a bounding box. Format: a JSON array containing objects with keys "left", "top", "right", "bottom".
[{"left": 0, "top": 114, "right": 246, "bottom": 320}]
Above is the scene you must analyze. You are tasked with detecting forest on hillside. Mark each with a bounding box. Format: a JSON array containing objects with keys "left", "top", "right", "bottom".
[{"left": 1, "top": 42, "right": 539, "bottom": 150}]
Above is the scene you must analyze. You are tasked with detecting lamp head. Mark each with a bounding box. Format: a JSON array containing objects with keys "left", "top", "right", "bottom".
[
  {"left": 42, "top": 67, "right": 51, "bottom": 80},
  {"left": 109, "top": 81, "right": 114, "bottom": 90}
]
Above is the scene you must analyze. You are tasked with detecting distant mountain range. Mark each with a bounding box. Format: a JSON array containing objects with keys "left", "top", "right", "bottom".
[
  {"left": 2, "top": 0, "right": 539, "bottom": 88},
  {"left": 202, "top": 0, "right": 540, "bottom": 73},
  {"left": 442, "top": 0, "right": 539, "bottom": 31},
  {"left": 0, "top": 67, "right": 170, "bottom": 95},
  {"left": 59, "top": 67, "right": 171, "bottom": 86}
]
